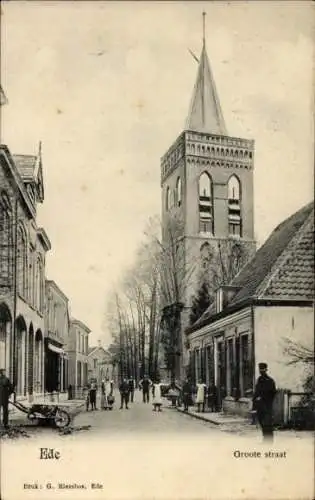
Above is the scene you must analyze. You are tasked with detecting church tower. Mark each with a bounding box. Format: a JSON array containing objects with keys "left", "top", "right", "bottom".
[{"left": 160, "top": 14, "right": 256, "bottom": 378}]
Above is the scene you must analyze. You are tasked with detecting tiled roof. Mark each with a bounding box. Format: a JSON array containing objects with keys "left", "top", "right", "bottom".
[
  {"left": 13, "top": 154, "right": 37, "bottom": 181},
  {"left": 229, "top": 201, "right": 314, "bottom": 305},
  {"left": 258, "top": 213, "right": 314, "bottom": 301},
  {"left": 188, "top": 201, "right": 314, "bottom": 333}
]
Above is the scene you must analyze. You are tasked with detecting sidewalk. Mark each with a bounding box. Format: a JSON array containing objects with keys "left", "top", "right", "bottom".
[
  {"left": 177, "top": 407, "right": 247, "bottom": 425},
  {"left": 175, "top": 406, "right": 314, "bottom": 440}
]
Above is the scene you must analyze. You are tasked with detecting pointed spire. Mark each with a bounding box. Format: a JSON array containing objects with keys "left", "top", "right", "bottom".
[{"left": 185, "top": 13, "right": 227, "bottom": 135}]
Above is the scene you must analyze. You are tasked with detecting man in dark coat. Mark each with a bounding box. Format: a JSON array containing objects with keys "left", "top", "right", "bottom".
[
  {"left": 139, "top": 376, "right": 152, "bottom": 403},
  {"left": 119, "top": 378, "right": 130, "bottom": 409},
  {"left": 207, "top": 384, "right": 218, "bottom": 413},
  {"left": 253, "top": 362, "right": 277, "bottom": 442},
  {"left": 0, "top": 369, "right": 14, "bottom": 428},
  {"left": 87, "top": 379, "right": 98, "bottom": 411},
  {"left": 128, "top": 378, "right": 135, "bottom": 403},
  {"left": 182, "top": 378, "right": 192, "bottom": 411}
]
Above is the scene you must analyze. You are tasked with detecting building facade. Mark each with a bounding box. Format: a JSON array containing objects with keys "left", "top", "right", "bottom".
[
  {"left": 0, "top": 144, "right": 51, "bottom": 401},
  {"left": 44, "top": 280, "right": 70, "bottom": 393},
  {"left": 67, "top": 319, "right": 90, "bottom": 389},
  {"left": 87, "top": 342, "right": 115, "bottom": 384},
  {"left": 187, "top": 202, "right": 314, "bottom": 414},
  {"left": 160, "top": 27, "right": 256, "bottom": 378}
]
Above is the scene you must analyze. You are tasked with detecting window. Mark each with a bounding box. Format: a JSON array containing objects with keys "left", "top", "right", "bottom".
[
  {"left": 228, "top": 175, "right": 242, "bottom": 237},
  {"left": 77, "top": 361, "right": 82, "bottom": 387},
  {"left": 229, "top": 222, "right": 241, "bottom": 237},
  {"left": 29, "top": 247, "right": 34, "bottom": 305},
  {"left": 93, "top": 358, "right": 97, "bottom": 369},
  {"left": 195, "top": 349, "right": 201, "bottom": 381},
  {"left": 17, "top": 226, "right": 27, "bottom": 298},
  {"left": 240, "top": 334, "right": 252, "bottom": 396},
  {"left": 34, "top": 256, "right": 41, "bottom": 311},
  {"left": 0, "top": 193, "right": 13, "bottom": 286},
  {"left": 198, "top": 172, "right": 213, "bottom": 234},
  {"left": 176, "top": 177, "right": 182, "bottom": 206},
  {"left": 227, "top": 338, "right": 236, "bottom": 396},
  {"left": 37, "top": 257, "right": 44, "bottom": 313}
]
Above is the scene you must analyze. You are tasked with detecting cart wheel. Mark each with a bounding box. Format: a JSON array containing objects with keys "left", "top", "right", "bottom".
[{"left": 54, "top": 409, "right": 70, "bottom": 428}]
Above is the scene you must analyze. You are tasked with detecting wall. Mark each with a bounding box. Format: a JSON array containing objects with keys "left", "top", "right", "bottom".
[
  {"left": 45, "top": 282, "right": 69, "bottom": 346},
  {"left": 0, "top": 149, "right": 48, "bottom": 397},
  {"left": 189, "top": 307, "right": 252, "bottom": 393},
  {"left": 254, "top": 306, "right": 314, "bottom": 392}
]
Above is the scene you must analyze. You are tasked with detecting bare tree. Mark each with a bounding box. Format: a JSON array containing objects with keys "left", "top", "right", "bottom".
[
  {"left": 282, "top": 337, "right": 314, "bottom": 366},
  {"left": 189, "top": 238, "right": 254, "bottom": 325}
]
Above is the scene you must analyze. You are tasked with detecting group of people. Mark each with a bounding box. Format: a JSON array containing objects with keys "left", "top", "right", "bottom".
[
  {"left": 181, "top": 362, "right": 277, "bottom": 442},
  {"left": 85, "top": 377, "right": 115, "bottom": 411},
  {"left": 0, "top": 363, "right": 277, "bottom": 442},
  {"left": 118, "top": 376, "right": 164, "bottom": 411},
  {"left": 181, "top": 379, "right": 218, "bottom": 413}
]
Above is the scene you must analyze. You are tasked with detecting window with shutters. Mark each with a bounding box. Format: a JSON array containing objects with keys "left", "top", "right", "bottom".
[
  {"left": 228, "top": 175, "right": 242, "bottom": 237},
  {"left": 199, "top": 172, "right": 214, "bottom": 234}
]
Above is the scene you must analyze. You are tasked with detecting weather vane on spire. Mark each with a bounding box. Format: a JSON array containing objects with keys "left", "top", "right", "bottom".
[{"left": 202, "top": 11, "right": 206, "bottom": 46}]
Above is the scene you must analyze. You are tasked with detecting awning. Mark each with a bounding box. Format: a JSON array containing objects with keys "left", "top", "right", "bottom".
[{"left": 47, "top": 343, "right": 64, "bottom": 354}]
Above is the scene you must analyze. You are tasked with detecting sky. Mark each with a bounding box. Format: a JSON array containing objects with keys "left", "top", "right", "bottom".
[{"left": 1, "top": 1, "right": 313, "bottom": 346}]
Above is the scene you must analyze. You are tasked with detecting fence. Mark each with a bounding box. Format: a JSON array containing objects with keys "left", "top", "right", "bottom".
[{"left": 272, "top": 389, "right": 315, "bottom": 430}]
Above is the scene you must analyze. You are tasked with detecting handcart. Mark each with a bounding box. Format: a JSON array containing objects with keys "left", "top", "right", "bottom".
[{"left": 9, "top": 398, "right": 71, "bottom": 429}]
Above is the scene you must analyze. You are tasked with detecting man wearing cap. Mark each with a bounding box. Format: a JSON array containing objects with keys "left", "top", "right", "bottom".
[
  {"left": 253, "top": 363, "right": 277, "bottom": 441},
  {"left": 0, "top": 369, "right": 14, "bottom": 428}
]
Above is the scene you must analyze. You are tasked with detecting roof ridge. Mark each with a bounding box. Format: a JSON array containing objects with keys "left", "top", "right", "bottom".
[{"left": 256, "top": 210, "right": 314, "bottom": 299}]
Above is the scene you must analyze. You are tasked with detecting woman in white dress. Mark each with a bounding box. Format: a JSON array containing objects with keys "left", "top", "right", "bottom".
[
  {"left": 152, "top": 379, "right": 163, "bottom": 412},
  {"left": 105, "top": 378, "right": 114, "bottom": 408},
  {"left": 196, "top": 379, "right": 207, "bottom": 413}
]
